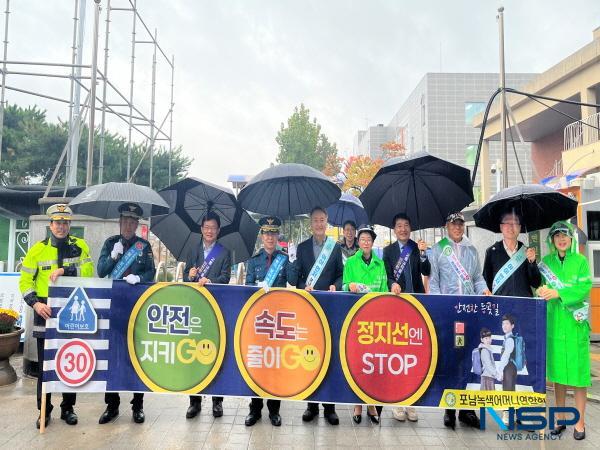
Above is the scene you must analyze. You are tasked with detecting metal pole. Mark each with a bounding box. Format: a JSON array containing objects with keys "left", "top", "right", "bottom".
[
  {"left": 126, "top": 0, "right": 137, "bottom": 180},
  {"left": 168, "top": 54, "right": 174, "bottom": 186},
  {"left": 98, "top": 0, "right": 111, "bottom": 184},
  {"left": 498, "top": 6, "right": 508, "bottom": 188},
  {"left": 86, "top": 0, "right": 101, "bottom": 187},
  {"left": 148, "top": 28, "right": 157, "bottom": 188},
  {"left": 0, "top": 0, "right": 10, "bottom": 171},
  {"left": 68, "top": 0, "right": 86, "bottom": 186},
  {"left": 66, "top": 0, "right": 78, "bottom": 185}
]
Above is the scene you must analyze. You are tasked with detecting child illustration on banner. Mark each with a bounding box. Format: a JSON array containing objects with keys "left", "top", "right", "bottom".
[{"left": 472, "top": 328, "right": 499, "bottom": 391}]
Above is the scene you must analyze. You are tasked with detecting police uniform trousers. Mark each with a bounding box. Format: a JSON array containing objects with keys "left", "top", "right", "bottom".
[
  {"left": 105, "top": 392, "right": 144, "bottom": 412},
  {"left": 250, "top": 398, "right": 280, "bottom": 415}
]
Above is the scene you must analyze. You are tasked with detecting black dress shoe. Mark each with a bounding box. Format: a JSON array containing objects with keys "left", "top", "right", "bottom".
[
  {"left": 186, "top": 403, "right": 201, "bottom": 419},
  {"left": 324, "top": 411, "right": 339, "bottom": 425},
  {"left": 132, "top": 409, "right": 145, "bottom": 424},
  {"left": 245, "top": 411, "right": 261, "bottom": 426},
  {"left": 36, "top": 413, "right": 51, "bottom": 429},
  {"left": 302, "top": 407, "right": 318, "bottom": 422},
  {"left": 458, "top": 410, "right": 480, "bottom": 428},
  {"left": 352, "top": 414, "right": 362, "bottom": 424},
  {"left": 60, "top": 410, "right": 78, "bottom": 425},
  {"left": 444, "top": 410, "right": 456, "bottom": 429},
  {"left": 212, "top": 400, "right": 223, "bottom": 418},
  {"left": 573, "top": 427, "right": 586, "bottom": 440},
  {"left": 367, "top": 411, "right": 380, "bottom": 424},
  {"left": 269, "top": 413, "right": 282, "bottom": 426},
  {"left": 550, "top": 424, "right": 566, "bottom": 436},
  {"left": 99, "top": 407, "right": 119, "bottom": 424}
]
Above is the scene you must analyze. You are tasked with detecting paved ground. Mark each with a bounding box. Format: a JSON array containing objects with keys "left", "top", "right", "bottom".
[{"left": 1, "top": 344, "right": 599, "bottom": 449}]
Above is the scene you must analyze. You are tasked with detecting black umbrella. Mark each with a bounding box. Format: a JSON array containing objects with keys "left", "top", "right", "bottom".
[
  {"left": 473, "top": 184, "right": 578, "bottom": 233},
  {"left": 326, "top": 192, "right": 369, "bottom": 227},
  {"left": 237, "top": 163, "right": 341, "bottom": 217},
  {"left": 69, "top": 182, "right": 169, "bottom": 219},
  {"left": 150, "top": 178, "right": 259, "bottom": 264},
  {"left": 359, "top": 151, "right": 474, "bottom": 230}
]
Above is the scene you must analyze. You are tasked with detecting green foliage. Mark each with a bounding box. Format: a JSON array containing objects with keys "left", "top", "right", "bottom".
[
  {"left": 275, "top": 104, "right": 338, "bottom": 171},
  {"left": 0, "top": 104, "right": 191, "bottom": 190}
]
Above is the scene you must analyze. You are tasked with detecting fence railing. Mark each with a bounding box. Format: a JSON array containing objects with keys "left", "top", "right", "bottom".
[{"left": 564, "top": 112, "right": 600, "bottom": 151}]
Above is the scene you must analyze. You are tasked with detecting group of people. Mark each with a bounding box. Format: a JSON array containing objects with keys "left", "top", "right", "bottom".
[{"left": 19, "top": 201, "right": 592, "bottom": 440}]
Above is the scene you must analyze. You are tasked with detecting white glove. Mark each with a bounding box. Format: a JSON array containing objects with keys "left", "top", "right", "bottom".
[
  {"left": 124, "top": 274, "right": 141, "bottom": 285},
  {"left": 111, "top": 241, "right": 124, "bottom": 260},
  {"left": 257, "top": 280, "right": 270, "bottom": 293}
]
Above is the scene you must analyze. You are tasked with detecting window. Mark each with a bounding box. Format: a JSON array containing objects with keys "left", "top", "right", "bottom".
[
  {"left": 465, "top": 144, "right": 477, "bottom": 167},
  {"left": 420, "top": 95, "right": 426, "bottom": 127},
  {"left": 465, "top": 102, "right": 486, "bottom": 125},
  {"left": 587, "top": 211, "right": 600, "bottom": 241}
]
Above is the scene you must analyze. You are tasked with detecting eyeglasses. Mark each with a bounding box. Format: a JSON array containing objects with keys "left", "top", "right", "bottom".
[
  {"left": 501, "top": 222, "right": 521, "bottom": 227},
  {"left": 202, "top": 225, "right": 219, "bottom": 231}
]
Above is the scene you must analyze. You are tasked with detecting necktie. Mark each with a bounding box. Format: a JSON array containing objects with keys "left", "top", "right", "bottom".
[
  {"left": 266, "top": 253, "right": 272, "bottom": 270},
  {"left": 401, "top": 245, "right": 414, "bottom": 293}
]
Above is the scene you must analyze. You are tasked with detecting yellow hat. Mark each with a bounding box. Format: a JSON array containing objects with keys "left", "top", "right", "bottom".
[{"left": 47, "top": 204, "right": 73, "bottom": 221}]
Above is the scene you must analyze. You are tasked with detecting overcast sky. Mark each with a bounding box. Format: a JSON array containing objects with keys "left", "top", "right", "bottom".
[{"left": 3, "top": 0, "right": 599, "bottom": 186}]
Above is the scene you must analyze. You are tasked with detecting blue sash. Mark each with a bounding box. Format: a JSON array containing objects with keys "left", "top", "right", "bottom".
[
  {"left": 438, "top": 237, "right": 475, "bottom": 295},
  {"left": 492, "top": 245, "right": 527, "bottom": 294},
  {"left": 196, "top": 243, "right": 225, "bottom": 280},
  {"left": 306, "top": 237, "right": 336, "bottom": 288},
  {"left": 111, "top": 240, "right": 147, "bottom": 279},
  {"left": 393, "top": 241, "right": 414, "bottom": 281},
  {"left": 264, "top": 253, "right": 287, "bottom": 287},
  {"left": 538, "top": 261, "right": 589, "bottom": 322}
]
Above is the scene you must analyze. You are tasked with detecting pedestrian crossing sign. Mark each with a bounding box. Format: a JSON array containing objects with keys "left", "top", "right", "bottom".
[{"left": 57, "top": 287, "right": 98, "bottom": 334}]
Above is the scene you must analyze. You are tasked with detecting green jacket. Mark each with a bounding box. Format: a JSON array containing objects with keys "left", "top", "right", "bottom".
[
  {"left": 541, "top": 221, "right": 592, "bottom": 387},
  {"left": 342, "top": 250, "right": 388, "bottom": 293}
]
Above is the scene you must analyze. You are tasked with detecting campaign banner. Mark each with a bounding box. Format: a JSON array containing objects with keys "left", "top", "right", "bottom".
[{"left": 43, "top": 278, "right": 546, "bottom": 408}]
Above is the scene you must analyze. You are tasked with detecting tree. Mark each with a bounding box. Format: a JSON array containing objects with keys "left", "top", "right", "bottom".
[
  {"left": 380, "top": 141, "right": 406, "bottom": 160},
  {"left": 0, "top": 104, "right": 191, "bottom": 189},
  {"left": 341, "top": 155, "right": 383, "bottom": 196},
  {"left": 276, "top": 104, "right": 339, "bottom": 171}
]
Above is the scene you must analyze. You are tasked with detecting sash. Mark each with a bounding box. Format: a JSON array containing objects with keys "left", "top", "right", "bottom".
[
  {"left": 196, "top": 243, "right": 225, "bottom": 280},
  {"left": 538, "top": 261, "right": 589, "bottom": 322},
  {"left": 437, "top": 237, "right": 475, "bottom": 294},
  {"left": 393, "top": 241, "right": 415, "bottom": 281},
  {"left": 111, "top": 240, "right": 147, "bottom": 279},
  {"left": 306, "top": 237, "right": 336, "bottom": 288},
  {"left": 492, "top": 245, "right": 527, "bottom": 294},
  {"left": 263, "top": 253, "right": 287, "bottom": 287}
]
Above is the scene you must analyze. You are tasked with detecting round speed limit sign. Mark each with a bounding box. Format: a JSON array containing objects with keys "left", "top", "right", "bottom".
[{"left": 55, "top": 339, "right": 97, "bottom": 387}]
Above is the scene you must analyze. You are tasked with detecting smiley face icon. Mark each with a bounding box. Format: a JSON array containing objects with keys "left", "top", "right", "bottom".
[
  {"left": 196, "top": 339, "right": 217, "bottom": 365},
  {"left": 299, "top": 344, "right": 321, "bottom": 371}
]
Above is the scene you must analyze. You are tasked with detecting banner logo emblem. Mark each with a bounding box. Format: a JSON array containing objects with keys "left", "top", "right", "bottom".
[
  {"left": 340, "top": 293, "right": 437, "bottom": 404},
  {"left": 234, "top": 289, "right": 331, "bottom": 399},
  {"left": 128, "top": 283, "right": 226, "bottom": 393}
]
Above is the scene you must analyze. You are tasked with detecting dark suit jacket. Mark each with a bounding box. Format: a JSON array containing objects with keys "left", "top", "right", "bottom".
[
  {"left": 183, "top": 241, "right": 231, "bottom": 284},
  {"left": 383, "top": 239, "right": 431, "bottom": 293},
  {"left": 293, "top": 237, "right": 343, "bottom": 290},
  {"left": 97, "top": 235, "right": 156, "bottom": 282},
  {"left": 482, "top": 240, "right": 541, "bottom": 297}
]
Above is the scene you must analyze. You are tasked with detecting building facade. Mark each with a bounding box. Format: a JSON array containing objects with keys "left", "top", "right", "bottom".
[{"left": 354, "top": 72, "right": 538, "bottom": 203}]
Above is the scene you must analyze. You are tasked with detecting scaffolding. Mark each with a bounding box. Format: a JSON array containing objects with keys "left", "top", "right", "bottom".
[{"left": 0, "top": 0, "right": 175, "bottom": 192}]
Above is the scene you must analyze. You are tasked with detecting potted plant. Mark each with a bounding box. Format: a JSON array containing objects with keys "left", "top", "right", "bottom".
[{"left": 0, "top": 308, "right": 24, "bottom": 386}]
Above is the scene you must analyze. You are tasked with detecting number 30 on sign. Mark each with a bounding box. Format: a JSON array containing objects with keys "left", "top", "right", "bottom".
[{"left": 54, "top": 339, "right": 97, "bottom": 387}]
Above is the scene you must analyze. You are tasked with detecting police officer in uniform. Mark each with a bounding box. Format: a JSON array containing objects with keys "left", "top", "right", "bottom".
[
  {"left": 244, "top": 216, "right": 292, "bottom": 427},
  {"left": 97, "top": 203, "right": 156, "bottom": 424},
  {"left": 19, "top": 204, "right": 94, "bottom": 429}
]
